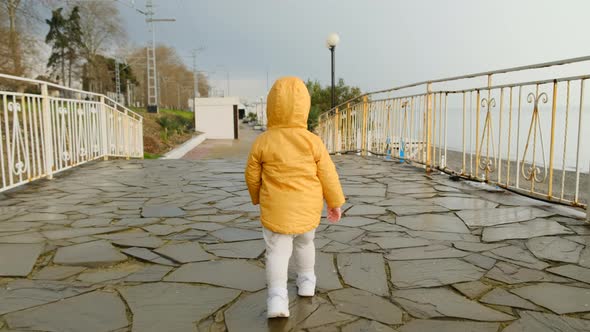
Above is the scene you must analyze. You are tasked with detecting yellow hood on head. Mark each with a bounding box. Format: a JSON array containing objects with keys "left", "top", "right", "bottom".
[{"left": 266, "top": 77, "right": 310, "bottom": 129}]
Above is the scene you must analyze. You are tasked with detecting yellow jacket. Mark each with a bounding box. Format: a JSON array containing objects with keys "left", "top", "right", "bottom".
[{"left": 245, "top": 77, "right": 345, "bottom": 234}]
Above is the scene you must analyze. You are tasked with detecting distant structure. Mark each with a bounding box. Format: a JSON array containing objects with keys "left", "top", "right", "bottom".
[{"left": 194, "top": 97, "right": 240, "bottom": 139}]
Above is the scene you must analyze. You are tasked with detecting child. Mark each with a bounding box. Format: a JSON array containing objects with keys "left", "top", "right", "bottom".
[{"left": 245, "top": 77, "right": 345, "bottom": 318}]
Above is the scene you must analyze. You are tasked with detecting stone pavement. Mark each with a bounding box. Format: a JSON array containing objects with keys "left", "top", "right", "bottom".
[{"left": 1, "top": 148, "right": 590, "bottom": 331}]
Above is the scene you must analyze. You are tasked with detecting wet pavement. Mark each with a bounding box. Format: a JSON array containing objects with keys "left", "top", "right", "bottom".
[{"left": 1, "top": 127, "right": 590, "bottom": 331}]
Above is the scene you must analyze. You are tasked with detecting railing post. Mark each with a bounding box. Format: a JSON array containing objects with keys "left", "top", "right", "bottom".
[
  {"left": 334, "top": 108, "right": 339, "bottom": 154},
  {"left": 124, "top": 109, "right": 130, "bottom": 160},
  {"left": 587, "top": 161, "right": 590, "bottom": 223},
  {"left": 346, "top": 103, "right": 351, "bottom": 151},
  {"left": 547, "top": 80, "right": 558, "bottom": 199},
  {"left": 361, "top": 96, "right": 368, "bottom": 156},
  {"left": 40, "top": 84, "right": 54, "bottom": 180},
  {"left": 425, "top": 83, "right": 433, "bottom": 173},
  {"left": 99, "top": 96, "right": 109, "bottom": 160}
]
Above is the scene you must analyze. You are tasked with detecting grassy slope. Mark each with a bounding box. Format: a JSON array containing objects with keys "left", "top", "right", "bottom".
[{"left": 131, "top": 107, "right": 195, "bottom": 158}]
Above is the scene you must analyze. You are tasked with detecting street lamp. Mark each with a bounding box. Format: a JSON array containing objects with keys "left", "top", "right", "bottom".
[{"left": 326, "top": 33, "right": 340, "bottom": 108}]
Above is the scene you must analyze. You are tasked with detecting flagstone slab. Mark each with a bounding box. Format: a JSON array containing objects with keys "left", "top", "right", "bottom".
[
  {"left": 225, "top": 288, "right": 322, "bottom": 332},
  {"left": 54, "top": 240, "right": 127, "bottom": 267},
  {"left": 119, "top": 282, "right": 240, "bottom": 332},
  {"left": 109, "top": 236, "right": 164, "bottom": 249},
  {"left": 342, "top": 186, "right": 386, "bottom": 197},
  {"left": 323, "top": 228, "right": 365, "bottom": 243},
  {"left": 482, "top": 219, "right": 574, "bottom": 242},
  {"left": 0, "top": 221, "right": 44, "bottom": 232},
  {"left": 337, "top": 253, "right": 388, "bottom": 296},
  {"left": 457, "top": 207, "right": 552, "bottom": 227},
  {"left": 452, "top": 241, "right": 508, "bottom": 252},
  {"left": 142, "top": 224, "right": 190, "bottom": 236},
  {"left": 398, "top": 320, "right": 500, "bottom": 332},
  {"left": 4, "top": 291, "right": 128, "bottom": 332},
  {"left": 0, "top": 280, "right": 98, "bottom": 315},
  {"left": 210, "top": 227, "right": 264, "bottom": 242},
  {"left": 547, "top": 264, "right": 590, "bottom": 283},
  {"left": 10, "top": 213, "right": 67, "bottom": 223},
  {"left": 121, "top": 247, "right": 177, "bottom": 266},
  {"left": 71, "top": 218, "right": 112, "bottom": 228},
  {"left": 486, "top": 262, "right": 569, "bottom": 285},
  {"left": 389, "top": 259, "right": 484, "bottom": 289},
  {"left": 316, "top": 252, "right": 342, "bottom": 291},
  {"left": 125, "top": 265, "right": 174, "bottom": 282},
  {"left": 463, "top": 253, "right": 497, "bottom": 270},
  {"left": 387, "top": 205, "right": 449, "bottom": 216},
  {"left": 364, "top": 235, "right": 431, "bottom": 250},
  {"left": 0, "top": 243, "right": 44, "bottom": 276},
  {"left": 425, "top": 197, "right": 498, "bottom": 210},
  {"left": 188, "top": 214, "right": 243, "bottom": 223},
  {"left": 503, "top": 311, "right": 590, "bottom": 332},
  {"left": 345, "top": 205, "right": 387, "bottom": 216},
  {"left": 154, "top": 242, "right": 215, "bottom": 263},
  {"left": 328, "top": 288, "right": 403, "bottom": 325},
  {"left": 33, "top": 266, "right": 86, "bottom": 280},
  {"left": 301, "top": 304, "right": 355, "bottom": 328},
  {"left": 205, "top": 240, "right": 265, "bottom": 259},
  {"left": 392, "top": 288, "right": 514, "bottom": 321},
  {"left": 406, "top": 230, "right": 480, "bottom": 242},
  {"left": 141, "top": 206, "right": 185, "bottom": 218},
  {"left": 337, "top": 216, "right": 379, "bottom": 228},
  {"left": 487, "top": 246, "right": 550, "bottom": 270},
  {"left": 188, "top": 222, "right": 226, "bottom": 231},
  {"left": 164, "top": 260, "right": 265, "bottom": 291},
  {"left": 452, "top": 281, "right": 492, "bottom": 299},
  {"left": 396, "top": 214, "right": 470, "bottom": 233},
  {"left": 77, "top": 264, "right": 143, "bottom": 283},
  {"left": 526, "top": 236, "right": 583, "bottom": 263},
  {"left": 386, "top": 244, "right": 469, "bottom": 260},
  {"left": 342, "top": 319, "right": 396, "bottom": 332},
  {"left": 0, "top": 231, "right": 45, "bottom": 243},
  {"left": 511, "top": 283, "right": 590, "bottom": 314},
  {"left": 480, "top": 288, "right": 540, "bottom": 310}
]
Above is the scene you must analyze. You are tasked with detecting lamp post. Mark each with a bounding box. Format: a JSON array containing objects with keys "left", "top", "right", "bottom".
[{"left": 326, "top": 33, "right": 340, "bottom": 108}]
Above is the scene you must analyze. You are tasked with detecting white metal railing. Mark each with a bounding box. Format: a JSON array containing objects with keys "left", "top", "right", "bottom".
[
  {"left": 319, "top": 55, "right": 590, "bottom": 208},
  {"left": 0, "top": 73, "right": 143, "bottom": 193}
]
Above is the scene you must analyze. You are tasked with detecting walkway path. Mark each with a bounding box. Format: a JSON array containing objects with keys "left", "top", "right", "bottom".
[{"left": 0, "top": 129, "right": 589, "bottom": 331}]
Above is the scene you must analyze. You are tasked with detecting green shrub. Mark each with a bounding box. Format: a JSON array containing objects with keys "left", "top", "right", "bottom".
[{"left": 156, "top": 114, "right": 193, "bottom": 138}]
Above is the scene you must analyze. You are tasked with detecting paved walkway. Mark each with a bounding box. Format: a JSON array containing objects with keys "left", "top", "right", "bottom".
[{"left": 0, "top": 130, "right": 590, "bottom": 331}]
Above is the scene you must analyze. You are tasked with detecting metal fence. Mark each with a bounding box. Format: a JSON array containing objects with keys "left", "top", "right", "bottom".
[
  {"left": 0, "top": 73, "right": 143, "bottom": 193},
  {"left": 319, "top": 56, "right": 590, "bottom": 208}
]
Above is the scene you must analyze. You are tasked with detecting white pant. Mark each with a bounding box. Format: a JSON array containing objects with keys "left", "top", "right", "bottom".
[{"left": 262, "top": 227, "right": 316, "bottom": 290}]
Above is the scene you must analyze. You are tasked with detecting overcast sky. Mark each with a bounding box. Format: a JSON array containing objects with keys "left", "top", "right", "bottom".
[{"left": 116, "top": 0, "right": 590, "bottom": 101}]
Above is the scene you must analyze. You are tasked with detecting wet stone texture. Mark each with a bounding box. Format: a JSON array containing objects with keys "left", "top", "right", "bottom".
[{"left": 0, "top": 149, "right": 589, "bottom": 331}]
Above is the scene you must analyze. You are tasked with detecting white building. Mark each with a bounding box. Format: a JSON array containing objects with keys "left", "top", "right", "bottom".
[{"left": 194, "top": 97, "right": 240, "bottom": 139}]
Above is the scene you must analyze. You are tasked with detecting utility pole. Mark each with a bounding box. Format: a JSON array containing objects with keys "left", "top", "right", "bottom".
[
  {"left": 192, "top": 49, "right": 199, "bottom": 101},
  {"left": 143, "top": 0, "right": 175, "bottom": 113},
  {"left": 115, "top": 59, "right": 122, "bottom": 103}
]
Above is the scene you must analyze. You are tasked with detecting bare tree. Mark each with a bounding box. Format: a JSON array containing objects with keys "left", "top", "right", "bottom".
[
  {"left": 0, "top": 0, "right": 52, "bottom": 76},
  {"left": 70, "top": 0, "right": 125, "bottom": 91},
  {"left": 128, "top": 45, "right": 211, "bottom": 109}
]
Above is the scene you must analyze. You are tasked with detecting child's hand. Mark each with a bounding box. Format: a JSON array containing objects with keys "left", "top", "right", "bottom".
[{"left": 327, "top": 207, "right": 342, "bottom": 223}]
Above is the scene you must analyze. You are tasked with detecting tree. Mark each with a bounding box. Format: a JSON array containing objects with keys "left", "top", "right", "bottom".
[
  {"left": 71, "top": 0, "right": 126, "bottom": 92},
  {"left": 45, "top": 6, "right": 83, "bottom": 87},
  {"left": 305, "top": 78, "right": 362, "bottom": 131},
  {"left": 65, "top": 6, "right": 82, "bottom": 87},
  {"left": 0, "top": 0, "right": 54, "bottom": 77},
  {"left": 45, "top": 8, "right": 67, "bottom": 85},
  {"left": 128, "top": 45, "right": 211, "bottom": 109}
]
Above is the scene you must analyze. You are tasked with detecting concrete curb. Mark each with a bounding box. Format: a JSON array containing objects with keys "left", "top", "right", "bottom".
[{"left": 161, "top": 133, "right": 207, "bottom": 159}]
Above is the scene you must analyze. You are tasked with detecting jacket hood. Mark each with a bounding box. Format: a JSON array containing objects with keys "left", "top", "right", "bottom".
[{"left": 266, "top": 77, "right": 310, "bottom": 129}]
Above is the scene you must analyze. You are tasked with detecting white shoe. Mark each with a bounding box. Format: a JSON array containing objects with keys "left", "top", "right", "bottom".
[
  {"left": 267, "top": 288, "right": 289, "bottom": 318},
  {"left": 296, "top": 274, "right": 316, "bottom": 297}
]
